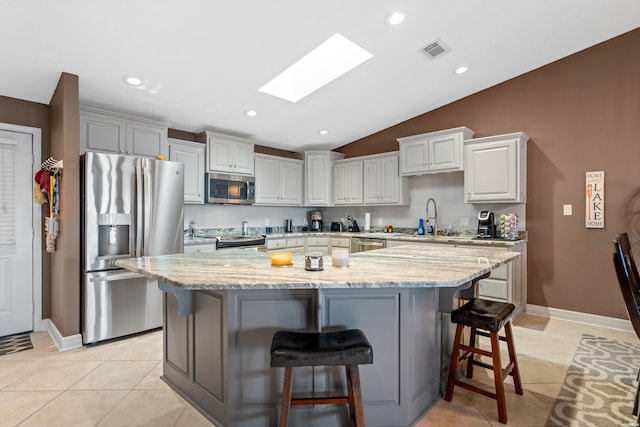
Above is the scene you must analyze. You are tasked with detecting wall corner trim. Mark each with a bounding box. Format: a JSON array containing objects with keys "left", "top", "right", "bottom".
[{"left": 42, "top": 319, "right": 83, "bottom": 352}]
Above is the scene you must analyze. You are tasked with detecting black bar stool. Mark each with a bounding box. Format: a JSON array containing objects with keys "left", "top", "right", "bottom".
[
  {"left": 270, "top": 329, "right": 373, "bottom": 427},
  {"left": 444, "top": 298, "right": 523, "bottom": 424}
]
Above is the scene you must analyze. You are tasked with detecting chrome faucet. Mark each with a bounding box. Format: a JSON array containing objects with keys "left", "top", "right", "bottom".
[
  {"left": 189, "top": 221, "right": 196, "bottom": 238},
  {"left": 426, "top": 198, "right": 438, "bottom": 235}
]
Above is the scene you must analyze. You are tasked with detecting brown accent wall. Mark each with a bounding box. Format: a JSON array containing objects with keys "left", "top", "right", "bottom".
[
  {"left": 168, "top": 128, "right": 197, "bottom": 142},
  {"left": 48, "top": 73, "right": 80, "bottom": 336},
  {"left": 338, "top": 29, "right": 640, "bottom": 319},
  {"left": 254, "top": 145, "right": 297, "bottom": 158},
  {"left": 0, "top": 95, "right": 51, "bottom": 319}
]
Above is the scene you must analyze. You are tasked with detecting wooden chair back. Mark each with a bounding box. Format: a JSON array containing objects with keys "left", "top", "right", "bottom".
[{"left": 613, "top": 233, "right": 640, "bottom": 339}]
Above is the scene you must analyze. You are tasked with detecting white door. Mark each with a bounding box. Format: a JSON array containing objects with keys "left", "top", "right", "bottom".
[{"left": 0, "top": 130, "right": 33, "bottom": 336}]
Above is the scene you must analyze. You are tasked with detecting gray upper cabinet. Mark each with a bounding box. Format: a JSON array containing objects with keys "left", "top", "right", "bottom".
[
  {"left": 463, "top": 132, "right": 528, "bottom": 203},
  {"left": 202, "top": 130, "right": 254, "bottom": 176},
  {"left": 80, "top": 107, "right": 168, "bottom": 157},
  {"left": 362, "top": 152, "right": 409, "bottom": 205},
  {"left": 333, "top": 159, "right": 363, "bottom": 205},
  {"left": 254, "top": 153, "right": 303, "bottom": 206},
  {"left": 303, "top": 151, "right": 344, "bottom": 206},
  {"left": 168, "top": 139, "right": 205, "bottom": 204},
  {"left": 397, "top": 127, "right": 475, "bottom": 176}
]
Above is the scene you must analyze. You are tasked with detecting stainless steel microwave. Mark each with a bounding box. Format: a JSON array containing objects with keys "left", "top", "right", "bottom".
[{"left": 206, "top": 173, "right": 255, "bottom": 204}]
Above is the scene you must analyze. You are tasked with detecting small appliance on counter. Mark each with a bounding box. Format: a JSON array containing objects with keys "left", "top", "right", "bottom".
[
  {"left": 309, "top": 210, "right": 324, "bottom": 231},
  {"left": 477, "top": 211, "right": 495, "bottom": 238},
  {"left": 330, "top": 221, "right": 344, "bottom": 232},
  {"left": 346, "top": 214, "right": 360, "bottom": 232},
  {"left": 285, "top": 219, "right": 293, "bottom": 233}
]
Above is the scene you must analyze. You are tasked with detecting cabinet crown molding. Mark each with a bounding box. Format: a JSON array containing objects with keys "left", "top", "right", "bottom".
[
  {"left": 79, "top": 106, "right": 170, "bottom": 127},
  {"left": 197, "top": 130, "right": 255, "bottom": 145},
  {"left": 463, "top": 131, "right": 529, "bottom": 144},
  {"left": 396, "top": 126, "right": 475, "bottom": 143},
  {"left": 334, "top": 151, "right": 398, "bottom": 164}
]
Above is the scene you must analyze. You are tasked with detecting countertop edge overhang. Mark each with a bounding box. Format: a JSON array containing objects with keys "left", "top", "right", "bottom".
[
  {"left": 184, "top": 232, "right": 527, "bottom": 246},
  {"left": 116, "top": 244, "right": 519, "bottom": 291}
]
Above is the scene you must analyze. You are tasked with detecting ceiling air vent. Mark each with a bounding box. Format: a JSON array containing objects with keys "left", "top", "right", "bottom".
[{"left": 420, "top": 39, "right": 451, "bottom": 60}]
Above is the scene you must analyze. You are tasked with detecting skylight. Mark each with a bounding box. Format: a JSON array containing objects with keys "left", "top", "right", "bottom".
[{"left": 259, "top": 33, "right": 373, "bottom": 103}]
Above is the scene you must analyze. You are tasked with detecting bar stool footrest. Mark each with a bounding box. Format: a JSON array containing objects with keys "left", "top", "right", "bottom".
[
  {"left": 290, "top": 396, "right": 350, "bottom": 406},
  {"left": 453, "top": 379, "right": 498, "bottom": 400}
]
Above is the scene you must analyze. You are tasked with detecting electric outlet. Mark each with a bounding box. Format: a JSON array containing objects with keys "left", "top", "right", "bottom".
[
  {"left": 378, "top": 217, "right": 383, "bottom": 226},
  {"left": 459, "top": 217, "right": 470, "bottom": 227},
  {"left": 563, "top": 204, "right": 572, "bottom": 216},
  {"left": 264, "top": 218, "right": 270, "bottom": 226}
]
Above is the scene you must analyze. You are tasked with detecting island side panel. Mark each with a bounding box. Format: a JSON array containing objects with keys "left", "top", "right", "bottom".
[
  {"left": 322, "top": 288, "right": 441, "bottom": 426},
  {"left": 227, "top": 289, "right": 320, "bottom": 427},
  {"left": 163, "top": 290, "right": 229, "bottom": 426},
  {"left": 407, "top": 288, "right": 442, "bottom": 421}
]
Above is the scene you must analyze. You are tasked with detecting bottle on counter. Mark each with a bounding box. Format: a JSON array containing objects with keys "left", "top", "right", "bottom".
[
  {"left": 417, "top": 218, "right": 425, "bottom": 235},
  {"left": 426, "top": 220, "right": 434, "bottom": 236}
]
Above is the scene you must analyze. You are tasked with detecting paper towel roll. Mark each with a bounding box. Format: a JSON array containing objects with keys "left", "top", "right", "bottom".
[{"left": 364, "top": 212, "right": 371, "bottom": 231}]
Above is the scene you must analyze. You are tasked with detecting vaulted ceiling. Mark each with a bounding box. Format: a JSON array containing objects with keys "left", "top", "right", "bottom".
[{"left": 1, "top": 0, "right": 638, "bottom": 150}]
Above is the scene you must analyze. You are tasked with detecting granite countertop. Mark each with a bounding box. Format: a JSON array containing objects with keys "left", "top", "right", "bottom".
[
  {"left": 254, "top": 231, "right": 525, "bottom": 247},
  {"left": 116, "top": 244, "right": 519, "bottom": 290}
]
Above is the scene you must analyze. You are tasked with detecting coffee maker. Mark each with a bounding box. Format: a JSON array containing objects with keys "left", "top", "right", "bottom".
[
  {"left": 477, "top": 211, "right": 495, "bottom": 238},
  {"left": 309, "top": 210, "right": 324, "bottom": 231}
]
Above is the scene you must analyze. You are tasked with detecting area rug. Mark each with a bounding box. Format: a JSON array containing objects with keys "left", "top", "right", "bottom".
[
  {"left": 0, "top": 332, "right": 33, "bottom": 356},
  {"left": 546, "top": 334, "right": 640, "bottom": 426}
]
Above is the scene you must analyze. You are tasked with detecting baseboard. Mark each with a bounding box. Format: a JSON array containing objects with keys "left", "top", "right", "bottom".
[
  {"left": 42, "top": 319, "right": 83, "bottom": 352},
  {"left": 526, "top": 304, "right": 634, "bottom": 333}
]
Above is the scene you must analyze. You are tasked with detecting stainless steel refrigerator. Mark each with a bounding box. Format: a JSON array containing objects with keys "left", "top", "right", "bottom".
[{"left": 81, "top": 151, "right": 184, "bottom": 344}]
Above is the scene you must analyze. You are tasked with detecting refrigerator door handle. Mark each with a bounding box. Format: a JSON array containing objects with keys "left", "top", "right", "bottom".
[
  {"left": 89, "top": 271, "right": 144, "bottom": 282},
  {"left": 141, "top": 160, "right": 152, "bottom": 256},
  {"left": 135, "top": 160, "right": 144, "bottom": 257}
]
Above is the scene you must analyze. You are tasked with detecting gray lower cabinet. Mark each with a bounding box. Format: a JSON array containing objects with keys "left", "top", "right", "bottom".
[{"left": 162, "top": 287, "right": 441, "bottom": 427}]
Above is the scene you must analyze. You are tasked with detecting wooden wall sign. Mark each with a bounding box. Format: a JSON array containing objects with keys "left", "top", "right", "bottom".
[{"left": 585, "top": 171, "right": 604, "bottom": 228}]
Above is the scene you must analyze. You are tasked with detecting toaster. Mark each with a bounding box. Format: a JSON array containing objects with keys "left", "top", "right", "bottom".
[{"left": 330, "top": 222, "right": 344, "bottom": 232}]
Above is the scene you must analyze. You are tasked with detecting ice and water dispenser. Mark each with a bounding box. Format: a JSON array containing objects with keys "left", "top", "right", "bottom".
[{"left": 97, "top": 213, "right": 131, "bottom": 257}]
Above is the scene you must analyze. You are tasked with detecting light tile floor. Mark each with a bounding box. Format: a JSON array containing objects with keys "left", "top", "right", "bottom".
[{"left": 0, "top": 315, "right": 636, "bottom": 426}]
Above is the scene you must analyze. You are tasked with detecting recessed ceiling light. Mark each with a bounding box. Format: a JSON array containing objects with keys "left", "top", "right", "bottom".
[
  {"left": 386, "top": 11, "right": 405, "bottom": 25},
  {"left": 319, "top": 130, "right": 329, "bottom": 135},
  {"left": 455, "top": 66, "right": 469, "bottom": 75},
  {"left": 125, "top": 76, "right": 142, "bottom": 86},
  {"left": 259, "top": 33, "right": 373, "bottom": 103},
  {"left": 244, "top": 109, "right": 258, "bottom": 117}
]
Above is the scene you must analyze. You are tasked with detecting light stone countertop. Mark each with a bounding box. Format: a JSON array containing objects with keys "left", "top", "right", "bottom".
[{"left": 116, "top": 244, "right": 519, "bottom": 290}]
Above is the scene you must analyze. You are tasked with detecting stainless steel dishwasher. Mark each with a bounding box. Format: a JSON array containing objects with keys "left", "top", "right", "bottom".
[{"left": 350, "top": 236, "right": 386, "bottom": 253}]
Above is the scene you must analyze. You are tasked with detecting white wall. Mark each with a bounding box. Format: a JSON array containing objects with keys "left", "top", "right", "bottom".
[
  {"left": 185, "top": 172, "right": 526, "bottom": 234},
  {"left": 184, "top": 204, "right": 311, "bottom": 232}
]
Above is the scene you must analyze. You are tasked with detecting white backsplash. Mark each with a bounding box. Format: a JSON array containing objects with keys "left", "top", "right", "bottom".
[
  {"left": 324, "top": 173, "right": 526, "bottom": 234},
  {"left": 184, "top": 204, "right": 312, "bottom": 232},
  {"left": 185, "top": 172, "right": 526, "bottom": 234}
]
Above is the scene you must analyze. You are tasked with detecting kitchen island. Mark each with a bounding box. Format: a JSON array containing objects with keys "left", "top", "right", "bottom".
[{"left": 117, "top": 245, "right": 519, "bottom": 427}]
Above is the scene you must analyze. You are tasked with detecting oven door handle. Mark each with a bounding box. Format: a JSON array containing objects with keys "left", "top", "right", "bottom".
[{"left": 359, "top": 241, "right": 385, "bottom": 248}]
